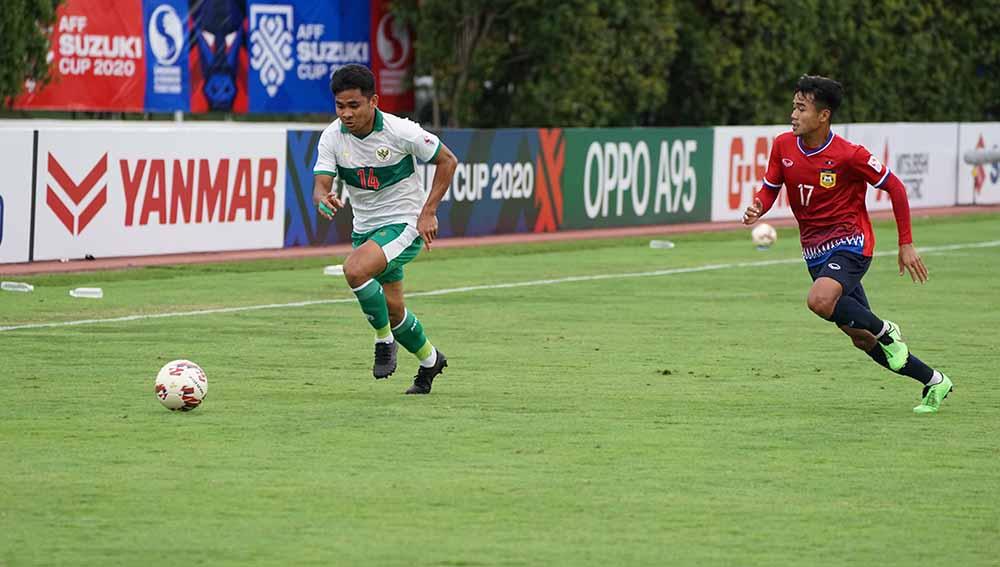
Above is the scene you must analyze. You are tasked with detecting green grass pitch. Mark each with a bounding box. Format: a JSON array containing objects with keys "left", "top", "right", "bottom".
[{"left": 2, "top": 213, "right": 999, "bottom": 566}]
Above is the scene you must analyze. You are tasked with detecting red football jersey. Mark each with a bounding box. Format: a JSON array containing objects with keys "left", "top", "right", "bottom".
[{"left": 762, "top": 131, "right": 890, "bottom": 265}]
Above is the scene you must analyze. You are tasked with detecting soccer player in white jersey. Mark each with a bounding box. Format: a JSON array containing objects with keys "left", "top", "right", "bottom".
[{"left": 313, "top": 64, "right": 458, "bottom": 394}]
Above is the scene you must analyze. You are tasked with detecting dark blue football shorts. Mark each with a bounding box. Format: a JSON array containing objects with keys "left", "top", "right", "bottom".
[{"left": 807, "top": 250, "right": 872, "bottom": 309}]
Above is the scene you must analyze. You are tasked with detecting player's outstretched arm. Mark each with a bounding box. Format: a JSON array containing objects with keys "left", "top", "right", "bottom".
[
  {"left": 418, "top": 143, "right": 458, "bottom": 250},
  {"left": 878, "top": 173, "right": 928, "bottom": 283},
  {"left": 312, "top": 174, "right": 343, "bottom": 220}
]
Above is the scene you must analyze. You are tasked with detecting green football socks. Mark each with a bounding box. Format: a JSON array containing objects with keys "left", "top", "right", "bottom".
[
  {"left": 392, "top": 309, "right": 436, "bottom": 365},
  {"left": 352, "top": 279, "right": 391, "bottom": 338}
]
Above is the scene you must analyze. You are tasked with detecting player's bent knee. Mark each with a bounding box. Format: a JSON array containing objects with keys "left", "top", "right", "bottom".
[
  {"left": 342, "top": 261, "right": 366, "bottom": 286},
  {"left": 806, "top": 293, "right": 836, "bottom": 319},
  {"left": 343, "top": 255, "right": 376, "bottom": 287}
]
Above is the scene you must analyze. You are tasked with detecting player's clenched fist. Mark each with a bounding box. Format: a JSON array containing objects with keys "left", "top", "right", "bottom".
[{"left": 742, "top": 198, "right": 764, "bottom": 225}]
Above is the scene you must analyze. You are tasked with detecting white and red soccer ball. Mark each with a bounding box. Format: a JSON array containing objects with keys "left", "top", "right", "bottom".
[
  {"left": 751, "top": 223, "right": 778, "bottom": 248},
  {"left": 155, "top": 360, "right": 208, "bottom": 411}
]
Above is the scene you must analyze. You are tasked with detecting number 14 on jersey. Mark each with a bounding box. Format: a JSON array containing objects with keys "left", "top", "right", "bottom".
[{"left": 358, "top": 168, "right": 381, "bottom": 191}]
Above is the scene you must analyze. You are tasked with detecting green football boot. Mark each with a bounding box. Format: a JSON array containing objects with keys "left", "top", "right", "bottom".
[
  {"left": 879, "top": 320, "right": 909, "bottom": 371},
  {"left": 913, "top": 375, "right": 954, "bottom": 414}
]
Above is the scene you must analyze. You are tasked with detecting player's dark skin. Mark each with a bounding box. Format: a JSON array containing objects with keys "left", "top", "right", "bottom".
[
  {"left": 742, "top": 91, "right": 930, "bottom": 352},
  {"left": 311, "top": 88, "right": 458, "bottom": 327}
]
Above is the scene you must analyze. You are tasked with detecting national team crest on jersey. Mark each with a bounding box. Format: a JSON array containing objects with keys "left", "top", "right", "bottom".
[
  {"left": 820, "top": 170, "right": 837, "bottom": 188},
  {"left": 375, "top": 147, "right": 391, "bottom": 162}
]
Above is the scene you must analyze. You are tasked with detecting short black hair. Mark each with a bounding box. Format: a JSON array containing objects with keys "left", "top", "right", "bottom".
[
  {"left": 330, "top": 64, "right": 376, "bottom": 98},
  {"left": 795, "top": 75, "right": 843, "bottom": 117}
]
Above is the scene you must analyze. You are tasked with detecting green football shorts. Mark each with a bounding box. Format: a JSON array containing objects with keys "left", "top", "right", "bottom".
[{"left": 351, "top": 223, "right": 424, "bottom": 284}]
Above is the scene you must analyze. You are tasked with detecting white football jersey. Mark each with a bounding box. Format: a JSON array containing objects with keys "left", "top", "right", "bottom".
[{"left": 314, "top": 109, "right": 441, "bottom": 233}]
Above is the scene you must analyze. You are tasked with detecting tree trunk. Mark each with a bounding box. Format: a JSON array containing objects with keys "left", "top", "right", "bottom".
[{"left": 447, "top": 8, "right": 496, "bottom": 128}]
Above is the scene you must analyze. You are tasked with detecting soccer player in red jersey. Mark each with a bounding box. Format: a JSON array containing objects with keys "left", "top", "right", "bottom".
[{"left": 742, "top": 75, "right": 953, "bottom": 414}]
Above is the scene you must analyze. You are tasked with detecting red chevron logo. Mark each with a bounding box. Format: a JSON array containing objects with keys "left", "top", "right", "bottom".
[
  {"left": 534, "top": 128, "right": 564, "bottom": 233},
  {"left": 46, "top": 153, "right": 108, "bottom": 235}
]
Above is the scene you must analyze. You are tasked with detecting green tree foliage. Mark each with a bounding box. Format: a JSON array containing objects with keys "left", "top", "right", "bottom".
[
  {"left": 663, "top": 0, "right": 1000, "bottom": 125},
  {"left": 660, "top": 0, "right": 832, "bottom": 126},
  {"left": 396, "top": 0, "right": 999, "bottom": 127},
  {"left": 0, "top": 0, "right": 62, "bottom": 103},
  {"left": 395, "top": 0, "right": 679, "bottom": 128}
]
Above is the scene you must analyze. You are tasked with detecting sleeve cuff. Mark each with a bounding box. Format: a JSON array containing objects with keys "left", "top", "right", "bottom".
[
  {"left": 428, "top": 141, "right": 442, "bottom": 163},
  {"left": 762, "top": 178, "right": 781, "bottom": 189},
  {"left": 873, "top": 168, "right": 891, "bottom": 188},
  {"left": 313, "top": 170, "right": 337, "bottom": 177}
]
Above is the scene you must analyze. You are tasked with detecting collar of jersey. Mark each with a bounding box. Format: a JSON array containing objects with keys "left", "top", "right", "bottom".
[
  {"left": 340, "top": 109, "right": 384, "bottom": 138},
  {"left": 797, "top": 131, "right": 834, "bottom": 157}
]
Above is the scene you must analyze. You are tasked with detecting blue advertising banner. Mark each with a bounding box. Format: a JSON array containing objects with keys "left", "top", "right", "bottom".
[
  {"left": 426, "top": 129, "right": 542, "bottom": 238},
  {"left": 248, "top": 1, "right": 370, "bottom": 113},
  {"left": 284, "top": 128, "right": 566, "bottom": 247},
  {"left": 143, "top": 0, "right": 191, "bottom": 112},
  {"left": 285, "top": 129, "right": 354, "bottom": 246}
]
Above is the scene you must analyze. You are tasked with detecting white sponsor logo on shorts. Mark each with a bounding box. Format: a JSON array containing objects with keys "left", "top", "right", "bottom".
[{"left": 828, "top": 263, "right": 842, "bottom": 270}]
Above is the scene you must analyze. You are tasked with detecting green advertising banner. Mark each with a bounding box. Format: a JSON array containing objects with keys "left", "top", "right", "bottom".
[{"left": 561, "top": 128, "right": 714, "bottom": 229}]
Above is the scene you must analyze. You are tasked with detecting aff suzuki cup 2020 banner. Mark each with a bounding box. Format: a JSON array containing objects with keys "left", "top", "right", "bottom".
[
  {"left": 14, "top": 0, "right": 413, "bottom": 115},
  {"left": 34, "top": 128, "right": 286, "bottom": 261},
  {"left": 247, "top": 1, "right": 370, "bottom": 113},
  {"left": 13, "top": 0, "right": 146, "bottom": 111}
]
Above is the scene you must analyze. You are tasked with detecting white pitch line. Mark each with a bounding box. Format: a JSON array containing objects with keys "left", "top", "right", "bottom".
[{"left": 3, "top": 239, "right": 999, "bottom": 333}]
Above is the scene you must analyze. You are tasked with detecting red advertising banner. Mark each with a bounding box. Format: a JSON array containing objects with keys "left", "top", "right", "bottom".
[
  {"left": 370, "top": 0, "right": 414, "bottom": 114},
  {"left": 13, "top": 0, "right": 145, "bottom": 112}
]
